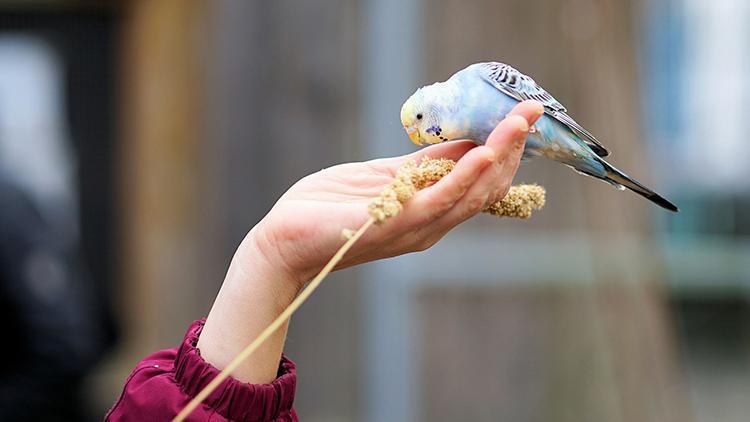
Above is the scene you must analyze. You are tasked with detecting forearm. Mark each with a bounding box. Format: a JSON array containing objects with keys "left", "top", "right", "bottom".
[{"left": 197, "top": 227, "right": 301, "bottom": 384}]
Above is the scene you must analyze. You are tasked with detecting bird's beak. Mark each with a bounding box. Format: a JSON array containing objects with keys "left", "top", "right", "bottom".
[{"left": 406, "top": 126, "right": 422, "bottom": 146}]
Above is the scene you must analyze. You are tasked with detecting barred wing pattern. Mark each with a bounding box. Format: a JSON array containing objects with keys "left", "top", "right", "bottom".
[{"left": 477, "top": 62, "right": 610, "bottom": 157}]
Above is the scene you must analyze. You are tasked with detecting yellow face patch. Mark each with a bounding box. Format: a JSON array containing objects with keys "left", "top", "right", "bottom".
[
  {"left": 400, "top": 99, "right": 416, "bottom": 128},
  {"left": 401, "top": 98, "right": 424, "bottom": 145},
  {"left": 407, "top": 128, "right": 422, "bottom": 145}
]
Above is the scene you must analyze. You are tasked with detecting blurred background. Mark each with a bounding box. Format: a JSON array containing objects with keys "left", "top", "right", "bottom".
[{"left": 0, "top": 0, "right": 747, "bottom": 421}]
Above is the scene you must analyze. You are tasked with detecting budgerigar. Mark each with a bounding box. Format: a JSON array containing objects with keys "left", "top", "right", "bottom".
[{"left": 400, "top": 62, "right": 678, "bottom": 212}]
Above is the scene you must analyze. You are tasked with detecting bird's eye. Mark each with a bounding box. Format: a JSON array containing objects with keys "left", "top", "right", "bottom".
[{"left": 416, "top": 113, "right": 423, "bottom": 120}]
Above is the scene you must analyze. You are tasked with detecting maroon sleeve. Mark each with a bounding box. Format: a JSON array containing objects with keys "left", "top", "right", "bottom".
[{"left": 105, "top": 319, "right": 298, "bottom": 421}]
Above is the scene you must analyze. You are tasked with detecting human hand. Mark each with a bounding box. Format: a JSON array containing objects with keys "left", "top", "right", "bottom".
[
  {"left": 197, "top": 100, "right": 542, "bottom": 384},
  {"left": 245, "top": 100, "right": 544, "bottom": 290}
]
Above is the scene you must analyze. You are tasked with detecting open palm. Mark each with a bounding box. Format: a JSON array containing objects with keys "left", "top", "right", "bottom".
[
  {"left": 247, "top": 101, "right": 543, "bottom": 287},
  {"left": 196, "top": 101, "right": 542, "bottom": 387}
]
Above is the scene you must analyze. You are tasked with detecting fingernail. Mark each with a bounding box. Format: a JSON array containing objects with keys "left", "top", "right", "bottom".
[
  {"left": 532, "top": 109, "right": 544, "bottom": 122},
  {"left": 532, "top": 101, "right": 544, "bottom": 115},
  {"left": 516, "top": 101, "right": 544, "bottom": 124},
  {"left": 477, "top": 146, "right": 496, "bottom": 162},
  {"left": 508, "top": 115, "right": 529, "bottom": 136}
]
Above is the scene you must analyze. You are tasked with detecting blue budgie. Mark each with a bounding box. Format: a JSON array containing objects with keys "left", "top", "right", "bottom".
[{"left": 400, "top": 62, "right": 678, "bottom": 212}]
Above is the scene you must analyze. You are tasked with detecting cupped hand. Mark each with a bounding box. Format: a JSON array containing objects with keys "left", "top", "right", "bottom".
[
  {"left": 243, "top": 100, "right": 543, "bottom": 288},
  {"left": 196, "top": 100, "right": 543, "bottom": 384}
]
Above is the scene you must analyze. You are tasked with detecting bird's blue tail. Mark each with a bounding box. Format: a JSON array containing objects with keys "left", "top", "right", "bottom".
[{"left": 595, "top": 158, "right": 679, "bottom": 212}]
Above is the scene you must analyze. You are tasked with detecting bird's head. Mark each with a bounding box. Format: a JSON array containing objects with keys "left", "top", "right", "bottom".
[{"left": 400, "top": 83, "right": 456, "bottom": 146}]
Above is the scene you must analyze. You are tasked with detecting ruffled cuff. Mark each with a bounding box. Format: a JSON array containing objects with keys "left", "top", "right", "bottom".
[{"left": 174, "top": 319, "right": 297, "bottom": 421}]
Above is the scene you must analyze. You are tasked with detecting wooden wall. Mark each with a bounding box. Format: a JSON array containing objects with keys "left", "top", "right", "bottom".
[
  {"left": 413, "top": 0, "right": 690, "bottom": 420},
  {"left": 99, "top": 1, "right": 688, "bottom": 421},
  {"left": 419, "top": 283, "right": 689, "bottom": 422},
  {"left": 102, "top": 1, "right": 363, "bottom": 420},
  {"left": 90, "top": 0, "right": 214, "bottom": 411},
  {"left": 203, "top": 2, "right": 363, "bottom": 421}
]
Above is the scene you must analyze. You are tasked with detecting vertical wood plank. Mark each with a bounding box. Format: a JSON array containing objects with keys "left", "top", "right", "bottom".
[
  {"left": 415, "top": 1, "right": 689, "bottom": 421},
  {"left": 114, "top": 0, "right": 211, "bottom": 386},
  {"left": 419, "top": 284, "right": 691, "bottom": 422},
  {"left": 204, "top": 2, "right": 363, "bottom": 421}
]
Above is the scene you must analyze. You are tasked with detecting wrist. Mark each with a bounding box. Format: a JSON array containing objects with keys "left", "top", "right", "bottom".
[
  {"left": 231, "top": 225, "right": 304, "bottom": 310},
  {"left": 198, "top": 228, "right": 301, "bottom": 383}
]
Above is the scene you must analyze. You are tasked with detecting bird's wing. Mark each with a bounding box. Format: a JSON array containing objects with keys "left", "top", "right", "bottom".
[{"left": 477, "top": 62, "right": 610, "bottom": 157}]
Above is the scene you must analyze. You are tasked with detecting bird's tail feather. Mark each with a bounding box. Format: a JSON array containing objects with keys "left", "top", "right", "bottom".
[{"left": 598, "top": 160, "right": 679, "bottom": 212}]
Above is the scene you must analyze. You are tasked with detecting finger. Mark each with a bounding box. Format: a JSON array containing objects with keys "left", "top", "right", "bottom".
[
  {"left": 481, "top": 101, "right": 543, "bottom": 200},
  {"left": 410, "top": 140, "right": 478, "bottom": 162},
  {"left": 483, "top": 121, "right": 527, "bottom": 206},
  {"left": 485, "top": 104, "right": 540, "bottom": 161},
  {"left": 507, "top": 100, "right": 544, "bottom": 127},
  {"left": 488, "top": 100, "right": 543, "bottom": 199},
  {"left": 341, "top": 145, "right": 495, "bottom": 266},
  {"left": 400, "top": 145, "right": 495, "bottom": 225},
  {"left": 361, "top": 101, "right": 544, "bottom": 248},
  {"left": 367, "top": 140, "right": 478, "bottom": 176},
  {"left": 432, "top": 108, "right": 537, "bottom": 227},
  {"left": 408, "top": 101, "right": 543, "bottom": 226}
]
